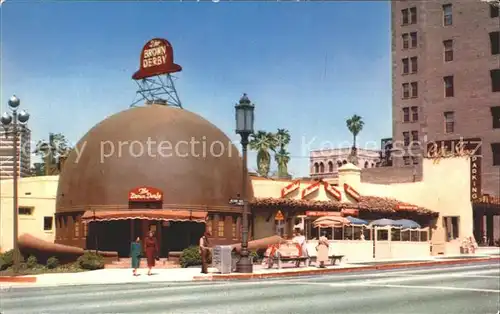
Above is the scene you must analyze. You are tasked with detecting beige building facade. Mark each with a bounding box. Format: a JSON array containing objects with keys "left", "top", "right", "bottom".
[{"left": 0, "top": 176, "right": 58, "bottom": 252}]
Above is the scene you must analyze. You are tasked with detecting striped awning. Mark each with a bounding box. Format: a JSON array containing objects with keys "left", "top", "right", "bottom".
[{"left": 81, "top": 210, "right": 207, "bottom": 223}]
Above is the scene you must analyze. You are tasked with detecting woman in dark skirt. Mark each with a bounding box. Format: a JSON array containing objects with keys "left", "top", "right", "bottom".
[
  {"left": 130, "top": 237, "right": 142, "bottom": 276},
  {"left": 144, "top": 231, "right": 158, "bottom": 276}
]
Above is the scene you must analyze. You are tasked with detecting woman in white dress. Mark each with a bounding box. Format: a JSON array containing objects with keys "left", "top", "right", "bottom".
[
  {"left": 316, "top": 231, "right": 329, "bottom": 268},
  {"left": 293, "top": 230, "right": 309, "bottom": 267}
]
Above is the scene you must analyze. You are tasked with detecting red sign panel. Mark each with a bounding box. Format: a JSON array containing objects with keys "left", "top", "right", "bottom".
[
  {"left": 341, "top": 208, "right": 359, "bottom": 216},
  {"left": 281, "top": 180, "right": 300, "bottom": 198},
  {"left": 129, "top": 187, "right": 163, "bottom": 202},
  {"left": 301, "top": 181, "right": 321, "bottom": 199},
  {"left": 323, "top": 182, "right": 342, "bottom": 201},
  {"left": 306, "top": 211, "right": 341, "bottom": 217},
  {"left": 344, "top": 183, "right": 361, "bottom": 201},
  {"left": 132, "top": 38, "right": 182, "bottom": 80}
]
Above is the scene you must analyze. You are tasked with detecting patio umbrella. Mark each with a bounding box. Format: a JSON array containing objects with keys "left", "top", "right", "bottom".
[
  {"left": 369, "top": 218, "right": 401, "bottom": 227},
  {"left": 395, "top": 219, "right": 421, "bottom": 229},
  {"left": 346, "top": 216, "right": 368, "bottom": 225},
  {"left": 313, "top": 216, "right": 350, "bottom": 228}
]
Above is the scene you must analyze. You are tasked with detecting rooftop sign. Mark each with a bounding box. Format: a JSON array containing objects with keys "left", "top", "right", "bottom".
[{"left": 132, "top": 38, "right": 182, "bottom": 80}]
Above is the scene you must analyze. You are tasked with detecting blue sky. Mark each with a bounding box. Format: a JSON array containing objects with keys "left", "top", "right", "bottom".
[{"left": 0, "top": 1, "right": 391, "bottom": 177}]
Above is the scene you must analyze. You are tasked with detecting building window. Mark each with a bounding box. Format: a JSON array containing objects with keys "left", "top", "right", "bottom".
[
  {"left": 410, "top": 32, "right": 417, "bottom": 48},
  {"left": 319, "top": 162, "right": 324, "bottom": 173},
  {"left": 74, "top": 216, "right": 80, "bottom": 238},
  {"left": 217, "top": 218, "right": 225, "bottom": 237},
  {"left": 403, "top": 132, "right": 410, "bottom": 146},
  {"left": 443, "top": 4, "right": 452, "bottom": 26},
  {"left": 444, "top": 76, "right": 454, "bottom": 97},
  {"left": 491, "top": 69, "right": 500, "bottom": 92},
  {"left": 492, "top": 107, "right": 500, "bottom": 129},
  {"left": 410, "top": 57, "right": 418, "bottom": 73},
  {"left": 410, "top": 7, "right": 417, "bottom": 24},
  {"left": 411, "top": 130, "right": 419, "bottom": 142},
  {"left": 328, "top": 161, "right": 334, "bottom": 172},
  {"left": 402, "top": 83, "right": 410, "bottom": 99},
  {"left": 18, "top": 207, "right": 33, "bottom": 215},
  {"left": 443, "top": 40, "right": 453, "bottom": 61},
  {"left": 491, "top": 4, "right": 499, "bottom": 18},
  {"left": 444, "top": 111, "right": 455, "bottom": 133},
  {"left": 231, "top": 217, "right": 237, "bottom": 239},
  {"left": 444, "top": 216, "right": 459, "bottom": 241},
  {"left": 43, "top": 216, "right": 53, "bottom": 231},
  {"left": 402, "top": 8, "right": 409, "bottom": 25},
  {"left": 403, "top": 156, "right": 410, "bottom": 165},
  {"left": 402, "top": 58, "right": 409, "bottom": 74},
  {"left": 411, "top": 82, "right": 418, "bottom": 98},
  {"left": 411, "top": 106, "right": 418, "bottom": 121},
  {"left": 490, "top": 32, "right": 499, "bottom": 55},
  {"left": 403, "top": 107, "right": 410, "bottom": 122},
  {"left": 83, "top": 222, "right": 88, "bottom": 237},
  {"left": 313, "top": 163, "right": 319, "bottom": 173},
  {"left": 412, "top": 156, "right": 419, "bottom": 165},
  {"left": 402, "top": 34, "right": 409, "bottom": 49},
  {"left": 492, "top": 143, "right": 500, "bottom": 166}
]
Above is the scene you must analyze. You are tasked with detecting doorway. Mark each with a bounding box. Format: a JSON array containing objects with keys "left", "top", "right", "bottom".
[{"left": 160, "top": 221, "right": 205, "bottom": 256}]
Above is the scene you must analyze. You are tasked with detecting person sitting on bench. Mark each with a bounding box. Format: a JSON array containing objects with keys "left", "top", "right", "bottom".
[{"left": 293, "top": 230, "right": 309, "bottom": 267}]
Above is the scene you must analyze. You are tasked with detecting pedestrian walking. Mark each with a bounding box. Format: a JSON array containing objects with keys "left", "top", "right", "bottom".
[
  {"left": 199, "top": 232, "right": 210, "bottom": 274},
  {"left": 130, "top": 237, "right": 142, "bottom": 276},
  {"left": 144, "top": 231, "right": 158, "bottom": 276},
  {"left": 316, "top": 231, "right": 329, "bottom": 268}
]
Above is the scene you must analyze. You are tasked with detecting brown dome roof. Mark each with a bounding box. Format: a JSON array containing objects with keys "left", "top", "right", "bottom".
[{"left": 56, "top": 104, "right": 252, "bottom": 213}]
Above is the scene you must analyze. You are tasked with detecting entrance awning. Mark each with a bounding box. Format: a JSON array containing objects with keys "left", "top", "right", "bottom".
[{"left": 81, "top": 210, "right": 207, "bottom": 223}]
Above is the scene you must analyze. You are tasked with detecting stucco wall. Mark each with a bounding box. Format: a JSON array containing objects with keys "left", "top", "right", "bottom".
[{"left": 0, "top": 176, "right": 59, "bottom": 252}]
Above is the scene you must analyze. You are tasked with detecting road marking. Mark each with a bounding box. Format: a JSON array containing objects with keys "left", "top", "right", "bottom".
[{"left": 360, "top": 283, "right": 500, "bottom": 293}]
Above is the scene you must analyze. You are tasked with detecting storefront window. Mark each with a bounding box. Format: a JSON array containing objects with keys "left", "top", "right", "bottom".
[
  {"left": 343, "top": 227, "right": 353, "bottom": 240},
  {"left": 391, "top": 229, "right": 401, "bottom": 241},
  {"left": 353, "top": 226, "right": 363, "bottom": 240},
  {"left": 217, "top": 219, "right": 224, "bottom": 238},
  {"left": 420, "top": 231, "right": 428, "bottom": 242},
  {"left": 362, "top": 228, "right": 371, "bottom": 240},
  {"left": 333, "top": 227, "right": 343, "bottom": 240},
  {"left": 74, "top": 216, "right": 80, "bottom": 238},
  {"left": 231, "top": 217, "right": 237, "bottom": 239},
  {"left": 377, "top": 229, "right": 389, "bottom": 241},
  {"left": 401, "top": 230, "right": 410, "bottom": 241},
  {"left": 410, "top": 230, "right": 419, "bottom": 241}
]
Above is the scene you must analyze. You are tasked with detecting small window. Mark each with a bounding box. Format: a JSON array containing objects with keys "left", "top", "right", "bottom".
[
  {"left": 402, "top": 83, "right": 410, "bottom": 99},
  {"left": 444, "top": 111, "right": 455, "bottom": 133},
  {"left": 319, "top": 162, "right": 325, "bottom": 173},
  {"left": 403, "top": 132, "right": 410, "bottom": 146},
  {"left": 217, "top": 218, "right": 225, "bottom": 237},
  {"left": 403, "top": 107, "right": 410, "bottom": 122},
  {"left": 490, "top": 32, "right": 499, "bottom": 55},
  {"left": 402, "top": 58, "right": 409, "bottom": 74},
  {"left": 231, "top": 217, "right": 237, "bottom": 239},
  {"left": 403, "top": 156, "right": 410, "bottom": 165},
  {"left": 491, "top": 4, "right": 499, "bottom": 18},
  {"left": 491, "top": 69, "right": 500, "bottom": 92},
  {"left": 402, "top": 33, "right": 409, "bottom": 49},
  {"left": 328, "top": 161, "right": 334, "bottom": 172},
  {"left": 18, "top": 207, "right": 33, "bottom": 215},
  {"left": 443, "top": 4, "right": 453, "bottom": 26},
  {"left": 402, "top": 8, "right": 409, "bottom": 25},
  {"left": 492, "top": 107, "right": 500, "bottom": 129},
  {"left": 412, "top": 156, "right": 419, "bottom": 165},
  {"left": 411, "top": 130, "right": 419, "bottom": 142},
  {"left": 410, "top": 7, "right": 417, "bottom": 24},
  {"left": 411, "top": 82, "right": 418, "bottom": 98},
  {"left": 364, "top": 161, "right": 369, "bottom": 168},
  {"left": 411, "top": 106, "right": 419, "bottom": 121},
  {"left": 314, "top": 163, "right": 319, "bottom": 173},
  {"left": 44, "top": 216, "right": 53, "bottom": 231},
  {"left": 410, "top": 32, "right": 418, "bottom": 48},
  {"left": 410, "top": 57, "right": 418, "bottom": 73},
  {"left": 492, "top": 143, "right": 500, "bottom": 166},
  {"left": 74, "top": 216, "right": 80, "bottom": 238},
  {"left": 443, "top": 40, "right": 453, "bottom": 61},
  {"left": 444, "top": 76, "right": 454, "bottom": 97}
]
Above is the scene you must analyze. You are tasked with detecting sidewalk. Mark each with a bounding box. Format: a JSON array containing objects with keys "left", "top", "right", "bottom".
[{"left": 1, "top": 253, "right": 498, "bottom": 288}]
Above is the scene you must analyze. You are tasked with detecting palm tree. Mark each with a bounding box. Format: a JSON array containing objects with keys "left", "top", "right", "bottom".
[
  {"left": 274, "top": 129, "right": 291, "bottom": 178},
  {"left": 275, "top": 148, "right": 291, "bottom": 178},
  {"left": 346, "top": 115, "right": 364, "bottom": 165},
  {"left": 249, "top": 131, "right": 276, "bottom": 177}
]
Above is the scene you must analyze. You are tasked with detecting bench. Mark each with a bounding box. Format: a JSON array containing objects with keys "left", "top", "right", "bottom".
[
  {"left": 267, "top": 255, "right": 310, "bottom": 269},
  {"left": 329, "top": 255, "right": 344, "bottom": 265},
  {"left": 265, "top": 243, "right": 310, "bottom": 269}
]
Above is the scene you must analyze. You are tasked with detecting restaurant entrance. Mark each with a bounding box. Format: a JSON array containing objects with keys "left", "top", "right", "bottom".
[{"left": 160, "top": 221, "right": 205, "bottom": 256}]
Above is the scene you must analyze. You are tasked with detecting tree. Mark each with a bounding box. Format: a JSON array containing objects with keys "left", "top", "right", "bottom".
[
  {"left": 249, "top": 131, "right": 276, "bottom": 177},
  {"left": 346, "top": 115, "right": 364, "bottom": 165},
  {"left": 274, "top": 129, "right": 291, "bottom": 178},
  {"left": 32, "top": 133, "right": 72, "bottom": 176}
]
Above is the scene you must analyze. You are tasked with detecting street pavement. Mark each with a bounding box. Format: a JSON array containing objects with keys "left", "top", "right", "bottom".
[{"left": 1, "top": 260, "right": 499, "bottom": 314}]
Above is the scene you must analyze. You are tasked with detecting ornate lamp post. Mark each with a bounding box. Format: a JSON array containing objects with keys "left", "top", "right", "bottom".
[
  {"left": 1, "top": 95, "right": 30, "bottom": 273},
  {"left": 234, "top": 93, "right": 254, "bottom": 273}
]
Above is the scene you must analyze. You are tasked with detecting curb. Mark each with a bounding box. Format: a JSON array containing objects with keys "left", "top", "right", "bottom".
[
  {"left": 0, "top": 276, "right": 37, "bottom": 283},
  {"left": 193, "top": 256, "right": 500, "bottom": 281}
]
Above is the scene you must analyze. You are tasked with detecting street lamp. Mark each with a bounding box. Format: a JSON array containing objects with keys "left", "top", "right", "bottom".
[
  {"left": 234, "top": 93, "right": 254, "bottom": 273},
  {"left": 1, "top": 95, "right": 30, "bottom": 273}
]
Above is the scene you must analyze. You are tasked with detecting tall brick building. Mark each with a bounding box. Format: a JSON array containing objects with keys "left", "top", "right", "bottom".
[{"left": 391, "top": 1, "right": 499, "bottom": 244}]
